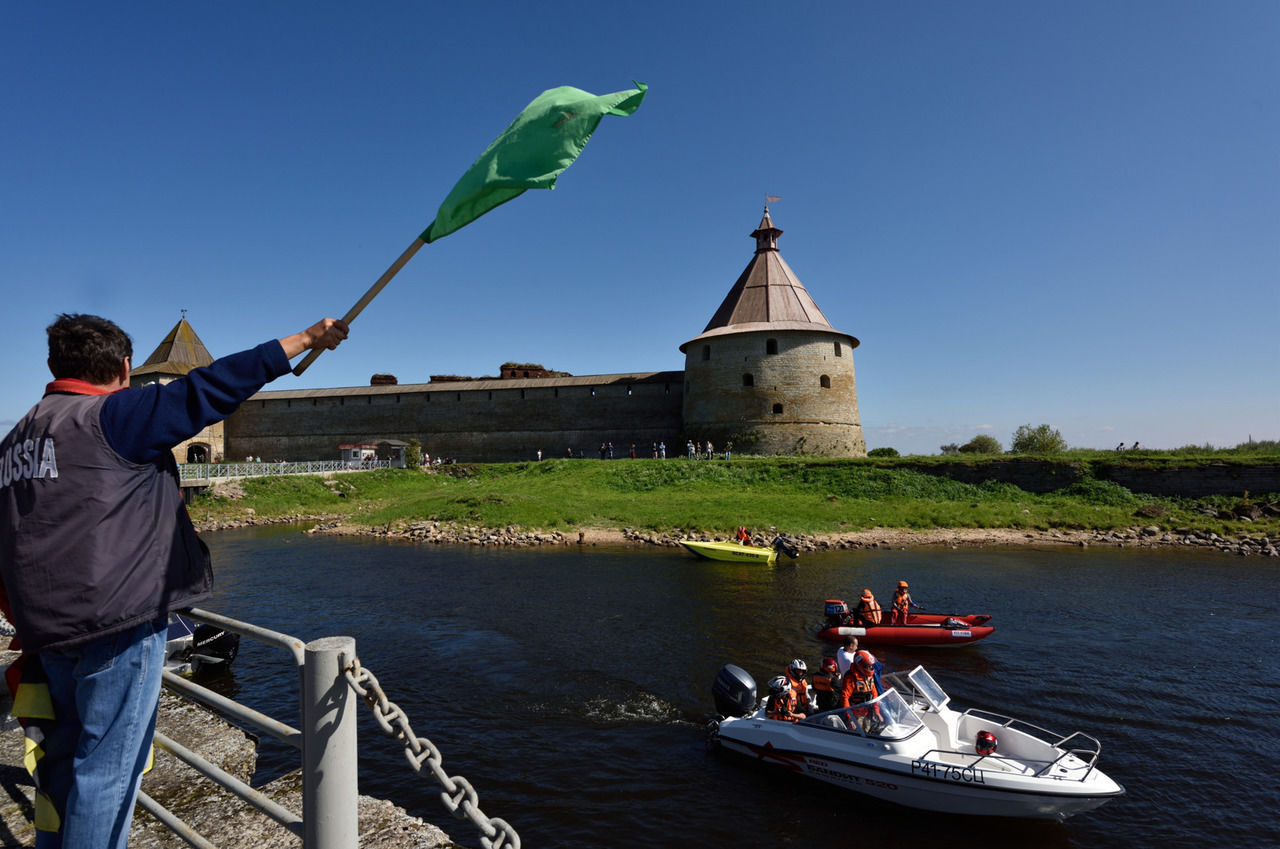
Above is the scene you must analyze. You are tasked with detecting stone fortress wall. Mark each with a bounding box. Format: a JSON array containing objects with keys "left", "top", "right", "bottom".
[{"left": 225, "top": 372, "right": 686, "bottom": 463}]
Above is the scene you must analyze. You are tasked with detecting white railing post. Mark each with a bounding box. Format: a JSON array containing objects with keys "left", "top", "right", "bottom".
[{"left": 302, "top": 636, "right": 359, "bottom": 849}]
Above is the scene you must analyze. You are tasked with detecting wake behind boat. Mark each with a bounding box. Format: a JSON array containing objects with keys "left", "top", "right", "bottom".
[
  {"left": 680, "top": 535, "right": 799, "bottom": 565},
  {"left": 817, "top": 599, "right": 994, "bottom": 647},
  {"left": 709, "top": 663, "right": 1123, "bottom": 820}
]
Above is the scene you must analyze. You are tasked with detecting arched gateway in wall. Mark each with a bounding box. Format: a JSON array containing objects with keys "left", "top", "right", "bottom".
[{"left": 209, "top": 211, "right": 864, "bottom": 461}]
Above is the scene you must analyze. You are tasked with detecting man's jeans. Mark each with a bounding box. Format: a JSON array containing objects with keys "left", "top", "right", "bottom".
[{"left": 37, "top": 620, "right": 168, "bottom": 849}]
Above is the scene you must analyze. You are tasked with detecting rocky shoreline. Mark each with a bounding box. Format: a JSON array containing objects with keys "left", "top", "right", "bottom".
[{"left": 195, "top": 514, "right": 1279, "bottom": 558}]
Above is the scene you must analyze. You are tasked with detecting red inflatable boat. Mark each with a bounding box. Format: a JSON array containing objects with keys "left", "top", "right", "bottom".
[{"left": 816, "top": 599, "right": 994, "bottom": 647}]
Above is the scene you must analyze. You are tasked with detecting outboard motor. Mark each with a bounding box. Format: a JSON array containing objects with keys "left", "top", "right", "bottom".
[
  {"left": 712, "top": 664, "right": 758, "bottom": 717},
  {"left": 191, "top": 624, "right": 241, "bottom": 668},
  {"left": 772, "top": 536, "right": 800, "bottom": 560},
  {"left": 825, "top": 599, "right": 850, "bottom": 627}
]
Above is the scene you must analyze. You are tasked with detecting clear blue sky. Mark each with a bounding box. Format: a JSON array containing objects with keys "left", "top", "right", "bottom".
[{"left": 3, "top": 2, "right": 1276, "bottom": 455}]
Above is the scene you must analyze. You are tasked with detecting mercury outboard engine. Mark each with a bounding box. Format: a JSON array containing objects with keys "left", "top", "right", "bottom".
[
  {"left": 712, "top": 664, "right": 758, "bottom": 717},
  {"left": 190, "top": 624, "right": 241, "bottom": 668}
]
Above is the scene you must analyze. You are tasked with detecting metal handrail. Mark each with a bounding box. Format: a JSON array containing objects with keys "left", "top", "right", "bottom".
[
  {"left": 155, "top": 608, "right": 356, "bottom": 848},
  {"left": 178, "top": 460, "right": 391, "bottom": 481}
]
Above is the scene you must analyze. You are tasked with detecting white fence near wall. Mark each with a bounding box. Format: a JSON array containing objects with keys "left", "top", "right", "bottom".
[{"left": 178, "top": 460, "right": 392, "bottom": 482}]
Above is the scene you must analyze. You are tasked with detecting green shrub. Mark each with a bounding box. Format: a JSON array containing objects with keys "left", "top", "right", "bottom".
[
  {"left": 1011, "top": 424, "right": 1068, "bottom": 454},
  {"left": 960, "top": 435, "right": 1002, "bottom": 454},
  {"left": 868, "top": 447, "right": 900, "bottom": 457}
]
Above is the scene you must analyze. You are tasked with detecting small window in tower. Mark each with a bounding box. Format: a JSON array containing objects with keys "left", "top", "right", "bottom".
[
  {"left": 743, "top": 373, "right": 754, "bottom": 387},
  {"left": 456, "top": 393, "right": 461, "bottom": 401},
  {"left": 702, "top": 345, "right": 711, "bottom": 361},
  {"left": 521, "top": 389, "right": 526, "bottom": 399},
  {"left": 772, "top": 403, "right": 784, "bottom": 414},
  {"left": 627, "top": 386, "right": 632, "bottom": 396},
  {"left": 835, "top": 341, "right": 842, "bottom": 357},
  {"left": 766, "top": 338, "right": 779, "bottom": 355},
  {"left": 820, "top": 375, "right": 831, "bottom": 389},
  {"left": 487, "top": 391, "right": 492, "bottom": 400},
  {"left": 591, "top": 388, "right": 596, "bottom": 397}
]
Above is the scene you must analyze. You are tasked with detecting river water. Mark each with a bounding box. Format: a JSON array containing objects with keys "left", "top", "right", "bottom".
[{"left": 200, "top": 527, "right": 1278, "bottom": 848}]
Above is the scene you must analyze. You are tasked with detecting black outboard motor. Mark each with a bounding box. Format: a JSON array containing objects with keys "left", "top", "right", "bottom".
[
  {"left": 712, "top": 664, "right": 758, "bottom": 717},
  {"left": 191, "top": 624, "right": 241, "bottom": 668},
  {"left": 771, "top": 536, "right": 799, "bottom": 559}
]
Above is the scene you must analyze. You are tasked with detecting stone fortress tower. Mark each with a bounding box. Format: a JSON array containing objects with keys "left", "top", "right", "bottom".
[
  {"left": 129, "top": 315, "right": 225, "bottom": 463},
  {"left": 680, "top": 208, "right": 866, "bottom": 457}
]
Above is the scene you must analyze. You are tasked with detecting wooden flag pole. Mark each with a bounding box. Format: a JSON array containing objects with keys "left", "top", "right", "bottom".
[{"left": 292, "top": 236, "right": 426, "bottom": 376}]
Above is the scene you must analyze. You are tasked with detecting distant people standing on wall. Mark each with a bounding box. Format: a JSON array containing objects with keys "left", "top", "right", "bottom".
[
  {"left": 629, "top": 444, "right": 636, "bottom": 459},
  {"left": 724, "top": 440, "right": 733, "bottom": 460},
  {"left": 599, "top": 443, "right": 606, "bottom": 459},
  {"left": 1130, "top": 442, "right": 1140, "bottom": 451},
  {"left": 1115, "top": 442, "right": 1126, "bottom": 451},
  {"left": 607, "top": 442, "right": 615, "bottom": 459},
  {"left": 659, "top": 441, "right": 666, "bottom": 459},
  {"left": 705, "top": 440, "right": 714, "bottom": 460},
  {"left": 652, "top": 442, "right": 658, "bottom": 458},
  {"left": 536, "top": 449, "right": 542, "bottom": 461},
  {"left": 687, "top": 440, "right": 695, "bottom": 459}
]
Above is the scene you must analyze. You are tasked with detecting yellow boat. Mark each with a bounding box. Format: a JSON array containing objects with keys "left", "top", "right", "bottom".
[{"left": 679, "top": 536, "right": 798, "bottom": 564}]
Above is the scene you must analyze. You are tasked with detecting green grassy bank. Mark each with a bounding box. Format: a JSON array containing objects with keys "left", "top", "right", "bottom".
[{"left": 191, "top": 456, "right": 1279, "bottom": 540}]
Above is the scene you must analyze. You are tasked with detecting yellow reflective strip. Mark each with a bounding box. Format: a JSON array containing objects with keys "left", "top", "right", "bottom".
[
  {"left": 34, "top": 790, "right": 61, "bottom": 832},
  {"left": 22, "top": 738, "right": 43, "bottom": 775},
  {"left": 12, "top": 682, "right": 56, "bottom": 720},
  {"left": 143, "top": 743, "right": 155, "bottom": 774}
]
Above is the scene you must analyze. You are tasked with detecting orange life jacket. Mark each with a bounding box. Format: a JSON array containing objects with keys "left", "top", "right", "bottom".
[
  {"left": 840, "top": 668, "right": 880, "bottom": 707},
  {"left": 857, "top": 598, "right": 882, "bottom": 625},
  {"left": 892, "top": 589, "right": 911, "bottom": 613},
  {"left": 787, "top": 673, "right": 812, "bottom": 707},
  {"left": 767, "top": 691, "right": 802, "bottom": 722}
]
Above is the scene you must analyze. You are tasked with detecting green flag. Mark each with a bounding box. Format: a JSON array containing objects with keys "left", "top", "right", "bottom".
[{"left": 422, "top": 82, "right": 647, "bottom": 243}]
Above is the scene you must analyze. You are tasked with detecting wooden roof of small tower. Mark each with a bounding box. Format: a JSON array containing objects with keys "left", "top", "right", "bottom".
[
  {"left": 680, "top": 209, "right": 859, "bottom": 350},
  {"left": 131, "top": 316, "right": 215, "bottom": 379}
]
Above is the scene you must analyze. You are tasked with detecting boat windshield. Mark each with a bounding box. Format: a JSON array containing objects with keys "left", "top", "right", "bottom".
[
  {"left": 801, "top": 688, "right": 924, "bottom": 740},
  {"left": 907, "top": 666, "right": 950, "bottom": 710}
]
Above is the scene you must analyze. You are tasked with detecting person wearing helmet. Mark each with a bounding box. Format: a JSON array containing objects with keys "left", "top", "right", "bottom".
[
  {"left": 975, "top": 730, "right": 998, "bottom": 756},
  {"left": 854, "top": 589, "right": 882, "bottom": 626},
  {"left": 766, "top": 674, "right": 806, "bottom": 722},
  {"left": 812, "top": 657, "right": 840, "bottom": 711},
  {"left": 890, "top": 580, "right": 922, "bottom": 625},
  {"left": 839, "top": 650, "right": 884, "bottom": 708},
  {"left": 785, "top": 658, "right": 816, "bottom": 712}
]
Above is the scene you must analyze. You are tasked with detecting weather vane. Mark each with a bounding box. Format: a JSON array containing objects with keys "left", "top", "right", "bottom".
[{"left": 765, "top": 193, "right": 783, "bottom": 212}]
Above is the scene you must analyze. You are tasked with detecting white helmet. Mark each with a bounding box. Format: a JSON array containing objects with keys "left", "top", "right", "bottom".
[
  {"left": 788, "top": 658, "right": 807, "bottom": 678},
  {"left": 768, "top": 675, "right": 791, "bottom": 696}
]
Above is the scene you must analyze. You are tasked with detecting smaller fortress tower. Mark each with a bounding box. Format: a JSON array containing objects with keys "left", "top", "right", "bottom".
[
  {"left": 680, "top": 209, "right": 866, "bottom": 457},
  {"left": 129, "top": 314, "right": 223, "bottom": 463}
]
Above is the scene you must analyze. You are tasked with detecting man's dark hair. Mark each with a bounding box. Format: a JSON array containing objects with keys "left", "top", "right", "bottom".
[{"left": 47, "top": 314, "right": 133, "bottom": 384}]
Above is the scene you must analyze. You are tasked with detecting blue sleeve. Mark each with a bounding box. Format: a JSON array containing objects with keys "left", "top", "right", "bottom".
[{"left": 101, "top": 341, "right": 292, "bottom": 463}]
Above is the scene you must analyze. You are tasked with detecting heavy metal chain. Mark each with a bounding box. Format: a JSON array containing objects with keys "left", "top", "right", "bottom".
[{"left": 343, "top": 656, "right": 521, "bottom": 849}]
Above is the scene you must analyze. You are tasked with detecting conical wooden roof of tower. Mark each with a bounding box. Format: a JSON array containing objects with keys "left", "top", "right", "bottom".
[
  {"left": 681, "top": 210, "right": 858, "bottom": 351},
  {"left": 132, "top": 317, "right": 215, "bottom": 377}
]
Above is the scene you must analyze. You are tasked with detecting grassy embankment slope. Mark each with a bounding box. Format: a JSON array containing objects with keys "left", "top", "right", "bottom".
[{"left": 191, "top": 454, "right": 1280, "bottom": 541}]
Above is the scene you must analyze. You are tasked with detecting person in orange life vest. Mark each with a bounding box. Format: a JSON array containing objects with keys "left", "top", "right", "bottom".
[
  {"left": 812, "top": 657, "right": 840, "bottom": 711},
  {"left": 736, "top": 526, "right": 751, "bottom": 545},
  {"left": 854, "top": 589, "right": 882, "bottom": 626},
  {"left": 765, "top": 675, "right": 806, "bottom": 722},
  {"left": 785, "top": 658, "right": 816, "bottom": 712},
  {"left": 839, "top": 650, "right": 884, "bottom": 708},
  {"left": 890, "top": 580, "right": 922, "bottom": 625}
]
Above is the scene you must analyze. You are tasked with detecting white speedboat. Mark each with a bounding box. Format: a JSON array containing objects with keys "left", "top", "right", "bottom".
[{"left": 708, "top": 664, "right": 1123, "bottom": 820}]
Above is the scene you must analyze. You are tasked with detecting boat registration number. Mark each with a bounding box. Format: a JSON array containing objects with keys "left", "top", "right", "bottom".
[
  {"left": 950, "top": 630, "right": 972, "bottom": 637},
  {"left": 911, "top": 760, "right": 986, "bottom": 784}
]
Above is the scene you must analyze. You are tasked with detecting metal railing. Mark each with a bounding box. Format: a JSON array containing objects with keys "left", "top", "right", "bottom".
[
  {"left": 178, "top": 460, "right": 391, "bottom": 482},
  {"left": 149, "top": 608, "right": 519, "bottom": 849}
]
